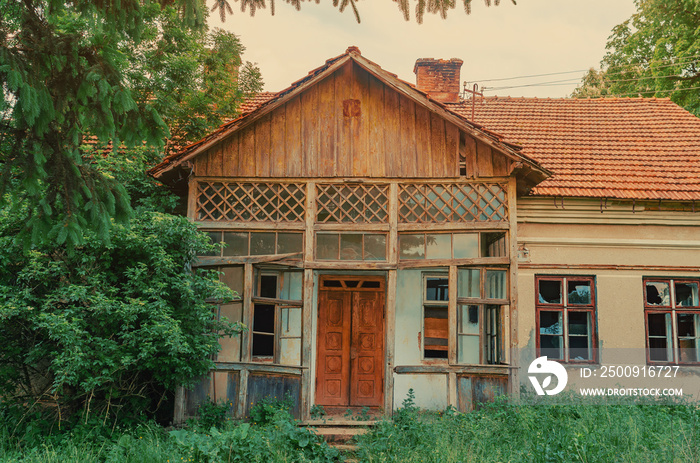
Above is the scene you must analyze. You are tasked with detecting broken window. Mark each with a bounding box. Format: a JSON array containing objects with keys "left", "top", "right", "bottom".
[
  {"left": 215, "top": 266, "right": 244, "bottom": 362},
  {"left": 423, "top": 275, "right": 449, "bottom": 360},
  {"left": 645, "top": 278, "right": 700, "bottom": 364},
  {"left": 456, "top": 267, "right": 509, "bottom": 365},
  {"left": 252, "top": 269, "right": 303, "bottom": 365},
  {"left": 536, "top": 276, "right": 596, "bottom": 363}
]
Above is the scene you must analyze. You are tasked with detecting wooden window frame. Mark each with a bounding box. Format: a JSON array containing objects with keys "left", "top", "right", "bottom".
[
  {"left": 644, "top": 277, "right": 700, "bottom": 365},
  {"left": 251, "top": 268, "right": 303, "bottom": 364},
  {"left": 201, "top": 230, "right": 304, "bottom": 258},
  {"left": 535, "top": 275, "right": 597, "bottom": 364},
  {"left": 456, "top": 266, "right": 509, "bottom": 365},
  {"left": 398, "top": 231, "right": 508, "bottom": 261},
  {"left": 314, "top": 231, "right": 388, "bottom": 262},
  {"left": 422, "top": 273, "right": 450, "bottom": 362}
]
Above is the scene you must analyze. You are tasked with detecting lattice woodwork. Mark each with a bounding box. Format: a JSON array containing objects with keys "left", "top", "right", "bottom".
[
  {"left": 196, "top": 181, "right": 306, "bottom": 222},
  {"left": 398, "top": 183, "right": 508, "bottom": 223},
  {"left": 316, "top": 184, "right": 389, "bottom": 223}
]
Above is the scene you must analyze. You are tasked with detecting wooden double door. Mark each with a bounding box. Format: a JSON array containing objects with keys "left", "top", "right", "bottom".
[{"left": 315, "top": 276, "right": 385, "bottom": 407}]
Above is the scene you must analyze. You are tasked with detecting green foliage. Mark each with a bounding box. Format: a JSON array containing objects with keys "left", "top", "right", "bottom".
[
  {"left": 356, "top": 394, "right": 700, "bottom": 462},
  {"left": 249, "top": 393, "right": 295, "bottom": 425},
  {"left": 0, "top": 208, "right": 243, "bottom": 424},
  {"left": 208, "top": 0, "right": 514, "bottom": 24},
  {"left": 0, "top": 0, "right": 261, "bottom": 249},
  {"left": 192, "top": 399, "right": 234, "bottom": 430},
  {"left": 309, "top": 404, "right": 326, "bottom": 420},
  {"left": 573, "top": 0, "right": 700, "bottom": 116}
]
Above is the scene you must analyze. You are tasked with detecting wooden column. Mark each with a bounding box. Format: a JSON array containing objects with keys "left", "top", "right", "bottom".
[
  {"left": 384, "top": 269, "right": 397, "bottom": 414},
  {"left": 173, "top": 386, "right": 185, "bottom": 424},
  {"left": 448, "top": 265, "right": 458, "bottom": 408},
  {"left": 388, "top": 182, "right": 399, "bottom": 265},
  {"left": 236, "top": 368, "right": 249, "bottom": 417},
  {"left": 187, "top": 176, "right": 197, "bottom": 221},
  {"left": 301, "top": 268, "right": 314, "bottom": 420},
  {"left": 507, "top": 177, "right": 519, "bottom": 396},
  {"left": 241, "top": 263, "right": 254, "bottom": 363}
]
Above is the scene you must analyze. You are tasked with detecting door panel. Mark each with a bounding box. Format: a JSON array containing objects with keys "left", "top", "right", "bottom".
[
  {"left": 315, "top": 291, "right": 351, "bottom": 406},
  {"left": 316, "top": 279, "right": 385, "bottom": 407},
  {"left": 350, "top": 291, "right": 384, "bottom": 406}
]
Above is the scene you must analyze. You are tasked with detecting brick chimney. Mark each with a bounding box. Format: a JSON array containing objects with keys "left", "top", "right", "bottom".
[{"left": 413, "top": 58, "right": 463, "bottom": 103}]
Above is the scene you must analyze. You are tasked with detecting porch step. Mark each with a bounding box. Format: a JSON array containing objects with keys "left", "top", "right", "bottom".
[{"left": 310, "top": 425, "right": 369, "bottom": 443}]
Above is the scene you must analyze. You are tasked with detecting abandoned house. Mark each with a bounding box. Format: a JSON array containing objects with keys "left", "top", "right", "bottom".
[{"left": 149, "top": 47, "right": 700, "bottom": 420}]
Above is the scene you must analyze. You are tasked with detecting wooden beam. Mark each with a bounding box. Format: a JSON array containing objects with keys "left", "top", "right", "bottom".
[
  {"left": 241, "top": 263, "right": 254, "bottom": 363},
  {"left": 214, "top": 362, "right": 305, "bottom": 376},
  {"left": 394, "top": 365, "right": 513, "bottom": 375},
  {"left": 301, "top": 268, "right": 314, "bottom": 420},
  {"left": 507, "top": 177, "right": 519, "bottom": 397},
  {"left": 195, "top": 253, "right": 303, "bottom": 267},
  {"left": 398, "top": 257, "right": 509, "bottom": 269},
  {"left": 384, "top": 269, "right": 397, "bottom": 415}
]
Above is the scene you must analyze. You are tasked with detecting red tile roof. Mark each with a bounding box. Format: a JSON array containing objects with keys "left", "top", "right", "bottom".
[{"left": 447, "top": 97, "right": 700, "bottom": 201}]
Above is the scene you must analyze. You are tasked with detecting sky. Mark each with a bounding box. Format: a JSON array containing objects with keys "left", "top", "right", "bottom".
[{"left": 208, "top": 0, "right": 638, "bottom": 98}]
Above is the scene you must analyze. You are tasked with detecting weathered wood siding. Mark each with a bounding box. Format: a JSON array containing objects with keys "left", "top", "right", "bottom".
[{"left": 194, "top": 61, "right": 511, "bottom": 179}]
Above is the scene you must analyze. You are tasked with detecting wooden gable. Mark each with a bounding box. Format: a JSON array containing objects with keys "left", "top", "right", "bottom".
[{"left": 192, "top": 60, "right": 513, "bottom": 179}]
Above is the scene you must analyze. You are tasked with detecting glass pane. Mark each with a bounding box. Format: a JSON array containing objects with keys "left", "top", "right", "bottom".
[
  {"left": 677, "top": 313, "right": 699, "bottom": 363},
  {"left": 646, "top": 282, "right": 670, "bottom": 306},
  {"left": 220, "top": 266, "right": 244, "bottom": 295},
  {"left": 202, "top": 231, "right": 222, "bottom": 256},
  {"left": 258, "top": 275, "right": 277, "bottom": 299},
  {"left": 280, "top": 272, "right": 303, "bottom": 301},
  {"left": 486, "top": 270, "right": 507, "bottom": 299},
  {"left": 458, "top": 269, "right": 480, "bottom": 298},
  {"left": 279, "top": 338, "right": 302, "bottom": 366},
  {"left": 340, "top": 233, "right": 363, "bottom": 260},
  {"left": 540, "top": 335, "right": 562, "bottom": 360},
  {"left": 540, "top": 311, "right": 563, "bottom": 335},
  {"left": 250, "top": 232, "right": 275, "bottom": 255},
  {"left": 317, "top": 234, "right": 339, "bottom": 260},
  {"left": 567, "top": 280, "right": 592, "bottom": 305},
  {"left": 426, "top": 234, "right": 451, "bottom": 259},
  {"left": 481, "top": 232, "right": 507, "bottom": 257},
  {"left": 647, "top": 313, "right": 671, "bottom": 362},
  {"left": 277, "top": 233, "right": 303, "bottom": 254},
  {"left": 280, "top": 307, "right": 302, "bottom": 337},
  {"left": 459, "top": 304, "right": 480, "bottom": 335},
  {"left": 568, "top": 312, "right": 590, "bottom": 335},
  {"left": 569, "top": 336, "right": 591, "bottom": 361},
  {"left": 453, "top": 233, "right": 479, "bottom": 259},
  {"left": 675, "top": 282, "right": 699, "bottom": 307},
  {"left": 677, "top": 313, "right": 697, "bottom": 337},
  {"left": 539, "top": 280, "right": 562, "bottom": 304},
  {"left": 217, "top": 303, "right": 243, "bottom": 362},
  {"left": 458, "top": 335, "right": 480, "bottom": 364},
  {"left": 399, "top": 234, "right": 425, "bottom": 259},
  {"left": 364, "top": 234, "right": 387, "bottom": 261},
  {"left": 222, "top": 232, "right": 248, "bottom": 256},
  {"left": 426, "top": 277, "right": 449, "bottom": 301}
]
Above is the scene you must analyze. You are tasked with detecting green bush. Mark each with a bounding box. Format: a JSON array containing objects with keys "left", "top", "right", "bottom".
[{"left": 0, "top": 209, "right": 243, "bottom": 428}]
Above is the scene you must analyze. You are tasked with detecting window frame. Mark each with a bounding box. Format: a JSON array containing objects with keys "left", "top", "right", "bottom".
[
  {"left": 250, "top": 268, "right": 304, "bottom": 364},
  {"left": 644, "top": 277, "right": 700, "bottom": 365},
  {"left": 422, "top": 272, "right": 450, "bottom": 362},
  {"left": 456, "top": 266, "right": 509, "bottom": 365},
  {"left": 535, "top": 275, "right": 598, "bottom": 364}
]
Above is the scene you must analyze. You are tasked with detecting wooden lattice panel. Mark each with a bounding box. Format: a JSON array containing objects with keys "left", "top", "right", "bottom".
[
  {"left": 398, "top": 183, "right": 508, "bottom": 223},
  {"left": 316, "top": 184, "right": 389, "bottom": 223},
  {"left": 196, "top": 181, "right": 306, "bottom": 222}
]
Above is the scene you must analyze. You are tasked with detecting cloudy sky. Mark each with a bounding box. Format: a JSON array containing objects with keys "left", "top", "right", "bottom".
[{"left": 209, "top": 0, "right": 637, "bottom": 98}]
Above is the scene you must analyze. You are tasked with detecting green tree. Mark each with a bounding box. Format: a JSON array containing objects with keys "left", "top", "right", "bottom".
[
  {"left": 573, "top": 0, "right": 700, "bottom": 115},
  {"left": 0, "top": 1, "right": 260, "bottom": 250},
  {"left": 212, "top": 0, "right": 515, "bottom": 23}
]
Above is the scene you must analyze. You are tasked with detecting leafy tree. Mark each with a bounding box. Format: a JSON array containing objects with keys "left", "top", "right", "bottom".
[
  {"left": 0, "top": 0, "right": 260, "bottom": 250},
  {"left": 0, "top": 199, "right": 241, "bottom": 424},
  {"left": 573, "top": 0, "right": 700, "bottom": 116},
  {"left": 212, "top": 0, "right": 516, "bottom": 23}
]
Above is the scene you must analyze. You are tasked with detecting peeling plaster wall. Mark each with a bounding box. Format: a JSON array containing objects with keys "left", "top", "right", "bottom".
[{"left": 517, "top": 209, "right": 700, "bottom": 396}]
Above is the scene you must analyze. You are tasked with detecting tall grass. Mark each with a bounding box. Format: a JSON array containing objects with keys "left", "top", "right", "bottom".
[{"left": 355, "top": 394, "right": 700, "bottom": 463}]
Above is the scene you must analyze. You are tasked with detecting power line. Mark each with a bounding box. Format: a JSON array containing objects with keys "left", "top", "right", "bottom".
[{"left": 468, "top": 69, "right": 590, "bottom": 83}]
